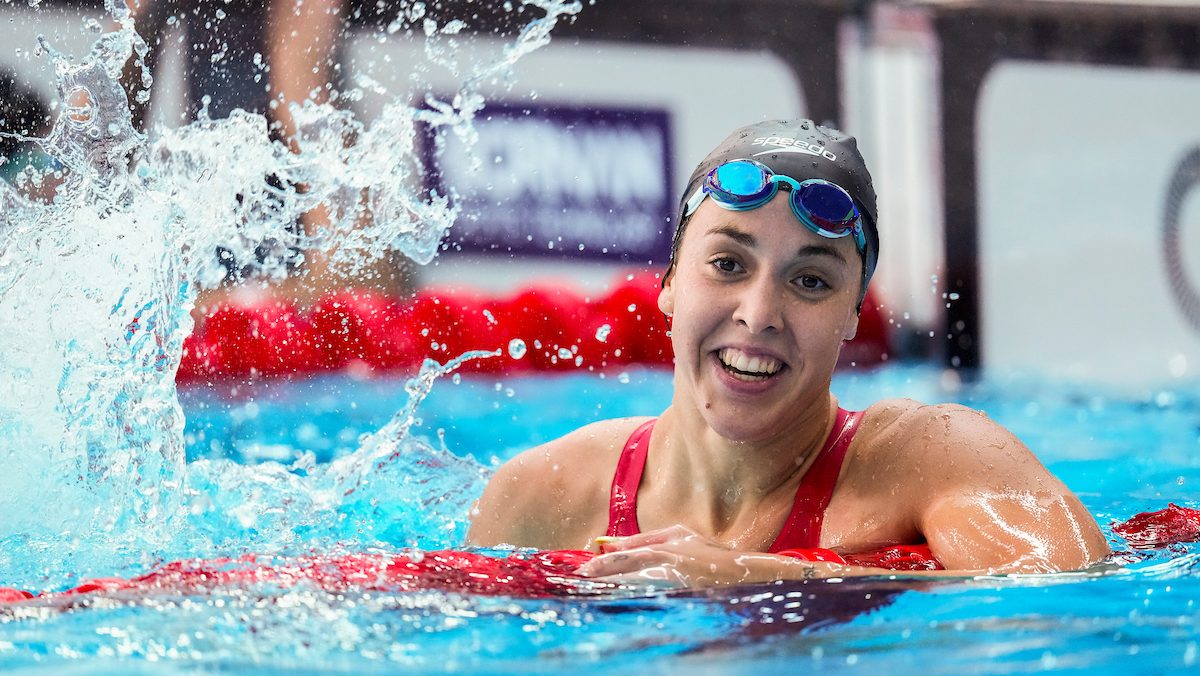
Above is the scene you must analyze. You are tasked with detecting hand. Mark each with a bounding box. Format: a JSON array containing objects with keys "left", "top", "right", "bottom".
[{"left": 575, "top": 525, "right": 822, "bottom": 588}]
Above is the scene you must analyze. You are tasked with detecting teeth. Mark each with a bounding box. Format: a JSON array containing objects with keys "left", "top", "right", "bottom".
[{"left": 718, "top": 348, "right": 782, "bottom": 376}]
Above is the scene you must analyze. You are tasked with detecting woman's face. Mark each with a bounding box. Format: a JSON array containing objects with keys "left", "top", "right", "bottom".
[{"left": 658, "top": 193, "right": 863, "bottom": 442}]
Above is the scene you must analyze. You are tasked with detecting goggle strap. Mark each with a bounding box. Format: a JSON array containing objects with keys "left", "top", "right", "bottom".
[{"left": 683, "top": 185, "right": 707, "bottom": 218}]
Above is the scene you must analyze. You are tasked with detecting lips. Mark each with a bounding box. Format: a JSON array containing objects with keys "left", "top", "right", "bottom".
[{"left": 717, "top": 347, "right": 785, "bottom": 380}]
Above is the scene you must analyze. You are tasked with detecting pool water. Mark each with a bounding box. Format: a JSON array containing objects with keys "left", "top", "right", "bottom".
[{"left": 3, "top": 364, "right": 1197, "bottom": 672}]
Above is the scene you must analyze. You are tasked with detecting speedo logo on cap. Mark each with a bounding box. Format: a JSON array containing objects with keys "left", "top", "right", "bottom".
[{"left": 750, "top": 136, "right": 836, "bottom": 161}]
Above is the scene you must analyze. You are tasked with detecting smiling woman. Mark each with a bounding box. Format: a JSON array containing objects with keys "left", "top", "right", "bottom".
[{"left": 465, "top": 119, "right": 1111, "bottom": 586}]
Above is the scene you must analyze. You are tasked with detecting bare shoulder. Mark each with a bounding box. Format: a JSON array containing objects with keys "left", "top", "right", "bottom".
[
  {"left": 465, "top": 417, "right": 653, "bottom": 550},
  {"left": 855, "top": 398, "right": 1057, "bottom": 491},
  {"left": 859, "top": 397, "right": 995, "bottom": 433}
]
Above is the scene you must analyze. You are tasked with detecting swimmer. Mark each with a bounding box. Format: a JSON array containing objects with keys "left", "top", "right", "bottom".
[{"left": 466, "top": 119, "right": 1110, "bottom": 586}]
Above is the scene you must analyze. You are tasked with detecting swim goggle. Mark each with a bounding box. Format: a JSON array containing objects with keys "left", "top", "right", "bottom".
[{"left": 682, "top": 159, "right": 867, "bottom": 255}]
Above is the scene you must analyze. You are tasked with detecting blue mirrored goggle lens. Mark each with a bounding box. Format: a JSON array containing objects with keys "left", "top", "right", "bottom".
[
  {"left": 711, "top": 161, "right": 770, "bottom": 197},
  {"left": 794, "top": 181, "right": 858, "bottom": 232}
]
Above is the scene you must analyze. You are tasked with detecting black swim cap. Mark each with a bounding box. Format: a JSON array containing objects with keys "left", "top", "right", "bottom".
[{"left": 666, "top": 119, "right": 879, "bottom": 306}]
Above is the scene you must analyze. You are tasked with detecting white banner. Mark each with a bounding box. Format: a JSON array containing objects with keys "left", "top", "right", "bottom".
[{"left": 978, "top": 61, "right": 1200, "bottom": 384}]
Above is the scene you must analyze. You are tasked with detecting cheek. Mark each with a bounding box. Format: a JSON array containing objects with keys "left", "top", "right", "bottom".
[
  {"left": 791, "top": 306, "right": 852, "bottom": 346},
  {"left": 666, "top": 288, "right": 719, "bottom": 342}
]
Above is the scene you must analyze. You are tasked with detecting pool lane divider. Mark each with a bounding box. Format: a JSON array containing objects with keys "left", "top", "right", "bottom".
[
  {"left": 0, "top": 544, "right": 943, "bottom": 606},
  {"left": 3, "top": 505, "right": 1197, "bottom": 606},
  {"left": 177, "top": 272, "right": 893, "bottom": 382},
  {"left": 1112, "top": 503, "right": 1200, "bottom": 550}
]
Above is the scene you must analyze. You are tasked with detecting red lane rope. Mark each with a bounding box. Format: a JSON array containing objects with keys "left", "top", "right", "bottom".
[
  {"left": 0, "top": 550, "right": 599, "bottom": 605},
  {"left": 6, "top": 505, "right": 1198, "bottom": 606},
  {"left": 178, "top": 273, "right": 892, "bottom": 381},
  {"left": 0, "top": 544, "right": 941, "bottom": 606},
  {"left": 1112, "top": 503, "right": 1200, "bottom": 549}
]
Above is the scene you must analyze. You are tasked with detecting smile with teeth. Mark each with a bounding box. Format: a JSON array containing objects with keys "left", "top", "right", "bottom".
[{"left": 718, "top": 347, "right": 784, "bottom": 380}]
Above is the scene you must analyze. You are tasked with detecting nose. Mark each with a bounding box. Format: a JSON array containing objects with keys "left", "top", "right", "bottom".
[{"left": 732, "top": 275, "right": 783, "bottom": 334}]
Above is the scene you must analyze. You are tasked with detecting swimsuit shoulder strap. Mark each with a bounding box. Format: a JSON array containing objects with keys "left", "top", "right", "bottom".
[
  {"left": 606, "top": 418, "right": 656, "bottom": 537},
  {"left": 768, "top": 407, "right": 864, "bottom": 553}
]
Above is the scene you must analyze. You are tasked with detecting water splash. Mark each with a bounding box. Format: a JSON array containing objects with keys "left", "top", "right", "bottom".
[
  {"left": 179, "top": 352, "right": 500, "bottom": 556},
  {"left": 0, "top": 0, "right": 583, "bottom": 582}
]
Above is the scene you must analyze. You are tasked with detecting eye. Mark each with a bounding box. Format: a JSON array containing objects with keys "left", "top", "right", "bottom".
[
  {"left": 711, "top": 257, "right": 744, "bottom": 274},
  {"left": 796, "top": 274, "right": 829, "bottom": 290}
]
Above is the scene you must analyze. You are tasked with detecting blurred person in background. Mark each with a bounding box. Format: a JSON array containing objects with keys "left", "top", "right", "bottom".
[{"left": 121, "top": 0, "right": 410, "bottom": 309}]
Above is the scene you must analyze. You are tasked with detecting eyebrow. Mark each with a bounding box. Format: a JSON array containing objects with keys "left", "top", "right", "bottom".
[
  {"left": 707, "top": 224, "right": 756, "bottom": 248},
  {"left": 794, "top": 244, "right": 849, "bottom": 264},
  {"left": 707, "top": 225, "right": 849, "bottom": 264}
]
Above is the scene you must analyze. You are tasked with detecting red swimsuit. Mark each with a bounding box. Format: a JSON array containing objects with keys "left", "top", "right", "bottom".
[
  {"left": 607, "top": 407, "right": 862, "bottom": 550},
  {"left": 606, "top": 408, "right": 944, "bottom": 570}
]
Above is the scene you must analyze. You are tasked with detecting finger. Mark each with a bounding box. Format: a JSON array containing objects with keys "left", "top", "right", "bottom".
[
  {"left": 594, "top": 566, "right": 689, "bottom": 589},
  {"left": 595, "top": 525, "right": 697, "bottom": 553},
  {"left": 590, "top": 536, "right": 620, "bottom": 554},
  {"left": 575, "top": 547, "right": 679, "bottom": 578}
]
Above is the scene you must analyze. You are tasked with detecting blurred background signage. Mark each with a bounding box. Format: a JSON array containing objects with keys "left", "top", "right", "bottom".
[{"left": 431, "top": 104, "right": 673, "bottom": 262}]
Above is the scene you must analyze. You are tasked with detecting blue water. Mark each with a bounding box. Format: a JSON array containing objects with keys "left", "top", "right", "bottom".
[{"left": 4, "top": 364, "right": 1195, "bottom": 672}]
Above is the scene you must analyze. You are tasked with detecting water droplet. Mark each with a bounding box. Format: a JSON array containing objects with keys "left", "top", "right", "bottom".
[
  {"left": 507, "top": 339, "right": 526, "bottom": 359},
  {"left": 482, "top": 309, "right": 497, "bottom": 325},
  {"left": 557, "top": 347, "right": 572, "bottom": 360},
  {"left": 617, "top": 372, "right": 630, "bottom": 384},
  {"left": 594, "top": 324, "right": 611, "bottom": 342},
  {"left": 626, "top": 304, "right": 636, "bottom": 312}
]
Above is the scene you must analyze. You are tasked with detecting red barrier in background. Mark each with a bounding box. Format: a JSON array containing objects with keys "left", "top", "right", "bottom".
[{"left": 178, "top": 272, "right": 891, "bottom": 382}]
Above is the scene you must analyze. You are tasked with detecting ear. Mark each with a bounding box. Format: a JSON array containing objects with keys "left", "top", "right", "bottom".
[
  {"left": 658, "top": 273, "right": 675, "bottom": 316},
  {"left": 841, "top": 307, "right": 859, "bottom": 342}
]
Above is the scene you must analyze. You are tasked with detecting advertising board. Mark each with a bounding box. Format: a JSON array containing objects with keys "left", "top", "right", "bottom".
[{"left": 978, "top": 61, "right": 1200, "bottom": 383}]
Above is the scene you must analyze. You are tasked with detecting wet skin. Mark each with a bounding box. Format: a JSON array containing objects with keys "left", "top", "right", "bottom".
[{"left": 467, "top": 195, "right": 1111, "bottom": 586}]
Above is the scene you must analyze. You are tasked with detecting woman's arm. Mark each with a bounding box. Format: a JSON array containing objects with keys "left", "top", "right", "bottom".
[
  {"left": 466, "top": 419, "right": 636, "bottom": 550},
  {"left": 910, "top": 404, "right": 1110, "bottom": 572},
  {"left": 465, "top": 455, "right": 534, "bottom": 548}
]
